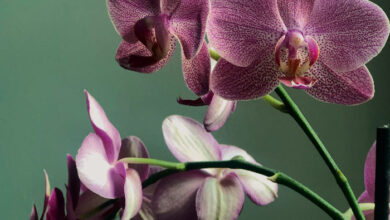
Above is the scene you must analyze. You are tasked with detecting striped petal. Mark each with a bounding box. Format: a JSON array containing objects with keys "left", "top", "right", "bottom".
[
  {"left": 119, "top": 136, "right": 150, "bottom": 181},
  {"left": 153, "top": 171, "right": 209, "bottom": 220},
  {"left": 196, "top": 174, "right": 245, "bottom": 220},
  {"left": 162, "top": 115, "right": 221, "bottom": 162},
  {"left": 121, "top": 169, "right": 143, "bottom": 220}
]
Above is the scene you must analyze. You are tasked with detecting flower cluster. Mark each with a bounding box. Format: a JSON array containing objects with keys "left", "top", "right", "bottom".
[{"left": 31, "top": 0, "right": 389, "bottom": 219}]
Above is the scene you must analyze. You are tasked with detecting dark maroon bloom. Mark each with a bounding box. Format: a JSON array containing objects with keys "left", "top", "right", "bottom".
[{"left": 107, "top": 0, "right": 209, "bottom": 74}]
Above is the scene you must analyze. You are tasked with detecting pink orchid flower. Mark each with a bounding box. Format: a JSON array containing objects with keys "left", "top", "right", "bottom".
[
  {"left": 30, "top": 155, "right": 115, "bottom": 220},
  {"left": 208, "top": 0, "right": 389, "bottom": 105},
  {"left": 107, "top": 0, "right": 209, "bottom": 73},
  {"left": 352, "top": 142, "right": 390, "bottom": 220},
  {"left": 75, "top": 91, "right": 149, "bottom": 219},
  {"left": 152, "top": 115, "right": 278, "bottom": 220},
  {"left": 178, "top": 41, "right": 237, "bottom": 131}
]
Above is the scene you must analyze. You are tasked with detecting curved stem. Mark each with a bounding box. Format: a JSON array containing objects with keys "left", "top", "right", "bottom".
[
  {"left": 123, "top": 157, "right": 345, "bottom": 220},
  {"left": 274, "top": 85, "right": 364, "bottom": 220},
  {"left": 262, "top": 95, "right": 288, "bottom": 113}
]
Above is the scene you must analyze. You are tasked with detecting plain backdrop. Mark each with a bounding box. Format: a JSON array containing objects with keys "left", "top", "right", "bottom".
[{"left": 0, "top": 0, "right": 389, "bottom": 219}]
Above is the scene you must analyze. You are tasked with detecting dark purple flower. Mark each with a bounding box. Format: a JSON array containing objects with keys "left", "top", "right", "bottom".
[
  {"left": 208, "top": 0, "right": 389, "bottom": 105},
  {"left": 152, "top": 115, "right": 278, "bottom": 220},
  {"left": 107, "top": 0, "right": 209, "bottom": 73},
  {"left": 75, "top": 91, "right": 148, "bottom": 219}
]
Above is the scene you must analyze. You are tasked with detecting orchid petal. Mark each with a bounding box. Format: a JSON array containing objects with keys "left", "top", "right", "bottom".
[
  {"left": 207, "top": 0, "right": 285, "bottom": 67},
  {"left": 277, "top": 0, "right": 315, "bottom": 30},
  {"left": 153, "top": 171, "right": 209, "bottom": 220},
  {"left": 121, "top": 169, "right": 143, "bottom": 220},
  {"left": 119, "top": 136, "right": 150, "bottom": 181},
  {"left": 85, "top": 90, "right": 121, "bottom": 163},
  {"left": 134, "top": 197, "right": 155, "bottom": 220},
  {"left": 46, "top": 188, "right": 66, "bottom": 220},
  {"left": 75, "top": 190, "right": 112, "bottom": 219},
  {"left": 65, "top": 187, "right": 77, "bottom": 220},
  {"left": 219, "top": 145, "right": 278, "bottom": 205},
  {"left": 364, "top": 143, "right": 377, "bottom": 198},
  {"left": 76, "top": 133, "right": 125, "bottom": 199},
  {"left": 116, "top": 39, "right": 176, "bottom": 73},
  {"left": 162, "top": 0, "right": 209, "bottom": 59},
  {"left": 219, "top": 145, "right": 256, "bottom": 162},
  {"left": 304, "top": 0, "right": 389, "bottom": 72},
  {"left": 106, "top": 0, "right": 160, "bottom": 42},
  {"left": 211, "top": 57, "right": 280, "bottom": 100},
  {"left": 306, "top": 61, "right": 374, "bottom": 105},
  {"left": 30, "top": 205, "right": 38, "bottom": 220},
  {"left": 182, "top": 41, "right": 210, "bottom": 96},
  {"left": 162, "top": 115, "right": 221, "bottom": 162},
  {"left": 204, "top": 95, "right": 236, "bottom": 132},
  {"left": 67, "top": 154, "right": 80, "bottom": 209},
  {"left": 196, "top": 174, "right": 245, "bottom": 220},
  {"left": 235, "top": 170, "right": 278, "bottom": 205},
  {"left": 40, "top": 170, "right": 50, "bottom": 220}
]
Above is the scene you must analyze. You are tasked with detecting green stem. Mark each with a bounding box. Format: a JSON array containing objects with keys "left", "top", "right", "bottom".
[
  {"left": 344, "top": 203, "right": 375, "bottom": 219},
  {"left": 262, "top": 95, "right": 288, "bottom": 113},
  {"left": 123, "top": 157, "right": 345, "bottom": 219},
  {"left": 118, "top": 157, "right": 185, "bottom": 170},
  {"left": 274, "top": 85, "right": 364, "bottom": 220}
]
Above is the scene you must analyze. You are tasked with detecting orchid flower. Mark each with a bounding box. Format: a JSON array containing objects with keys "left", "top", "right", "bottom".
[
  {"left": 107, "top": 0, "right": 209, "bottom": 73},
  {"left": 207, "top": 0, "right": 389, "bottom": 105},
  {"left": 178, "top": 42, "right": 237, "bottom": 131},
  {"left": 75, "top": 91, "right": 148, "bottom": 219},
  {"left": 30, "top": 155, "right": 115, "bottom": 220},
  {"left": 350, "top": 142, "right": 390, "bottom": 220},
  {"left": 152, "top": 115, "right": 278, "bottom": 220}
]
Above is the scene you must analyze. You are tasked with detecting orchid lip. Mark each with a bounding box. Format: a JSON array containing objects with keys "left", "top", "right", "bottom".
[{"left": 275, "top": 30, "right": 319, "bottom": 87}]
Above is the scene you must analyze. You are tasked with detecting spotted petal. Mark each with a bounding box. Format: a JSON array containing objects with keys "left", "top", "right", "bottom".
[
  {"left": 106, "top": 0, "right": 160, "bottom": 42},
  {"left": 182, "top": 41, "right": 210, "bottom": 96},
  {"left": 207, "top": 0, "right": 285, "bottom": 67},
  {"left": 277, "top": 0, "right": 315, "bottom": 30},
  {"left": 121, "top": 169, "right": 143, "bottom": 220},
  {"left": 162, "top": 0, "right": 209, "bottom": 59},
  {"left": 211, "top": 57, "right": 280, "bottom": 100},
  {"left": 306, "top": 61, "right": 374, "bottom": 105},
  {"left": 304, "top": 0, "right": 389, "bottom": 72},
  {"left": 153, "top": 171, "right": 209, "bottom": 220},
  {"left": 85, "top": 91, "right": 121, "bottom": 163},
  {"left": 162, "top": 115, "right": 221, "bottom": 162},
  {"left": 196, "top": 174, "right": 245, "bottom": 220},
  {"left": 76, "top": 133, "right": 126, "bottom": 199}
]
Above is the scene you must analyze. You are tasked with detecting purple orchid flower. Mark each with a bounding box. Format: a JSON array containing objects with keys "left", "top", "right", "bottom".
[
  {"left": 178, "top": 42, "right": 237, "bottom": 131},
  {"left": 152, "top": 115, "right": 278, "bottom": 220},
  {"left": 30, "top": 155, "right": 116, "bottom": 220},
  {"left": 352, "top": 142, "right": 390, "bottom": 220},
  {"left": 75, "top": 91, "right": 149, "bottom": 219},
  {"left": 207, "top": 0, "right": 389, "bottom": 105},
  {"left": 106, "top": 0, "right": 209, "bottom": 73}
]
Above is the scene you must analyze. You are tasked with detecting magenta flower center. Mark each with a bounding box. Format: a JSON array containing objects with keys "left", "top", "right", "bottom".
[{"left": 274, "top": 30, "right": 319, "bottom": 89}]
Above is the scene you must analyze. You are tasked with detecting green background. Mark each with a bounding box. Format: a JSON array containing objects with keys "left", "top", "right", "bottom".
[{"left": 0, "top": 0, "right": 389, "bottom": 219}]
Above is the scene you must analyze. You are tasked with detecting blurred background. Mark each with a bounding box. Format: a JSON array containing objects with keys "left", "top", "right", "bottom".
[{"left": 0, "top": 0, "right": 389, "bottom": 219}]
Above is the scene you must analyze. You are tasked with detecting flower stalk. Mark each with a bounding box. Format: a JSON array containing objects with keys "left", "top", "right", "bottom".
[
  {"left": 274, "top": 85, "right": 365, "bottom": 220},
  {"left": 122, "top": 157, "right": 345, "bottom": 220}
]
